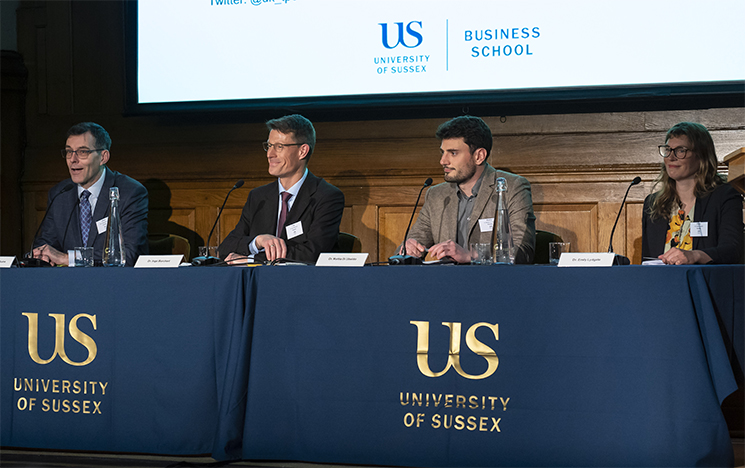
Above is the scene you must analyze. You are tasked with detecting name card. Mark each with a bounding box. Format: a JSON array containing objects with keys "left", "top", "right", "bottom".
[
  {"left": 134, "top": 255, "right": 183, "bottom": 268},
  {"left": 0, "top": 256, "right": 16, "bottom": 268},
  {"left": 315, "top": 253, "right": 369, "bottom": 267},
  {"left": 558, "top": 252, "right": 615, "bottom": 267}
]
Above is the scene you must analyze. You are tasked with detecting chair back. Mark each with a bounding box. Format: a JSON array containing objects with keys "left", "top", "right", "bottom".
[
  {"left": 148, "top": 233, "right": 191, "bottom": 262},
  {"left": 334, "top": 232, "right": 362, "bottom": 253}
]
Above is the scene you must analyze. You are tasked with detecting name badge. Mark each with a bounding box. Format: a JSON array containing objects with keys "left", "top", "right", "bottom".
[
  {"left": 689, "top": 222, "right": 708, "bottom": 237},
  {"left": 134, "top": 255, "right": 183, "bottom": 268},
  {"left": 479, "top": 218, "right": 494, "bottom": 232},
  {"left": 559, "top": 252, "right": 615, "bottom": 267},
  {"left": 0, "top": 256, "right": 16, "bottom": 268},
  {"left": 316, "top": 253, "right": 369, "bottom": 267},
  {"left": 285, "top": 221, "right": 303, "bottom": 240},
  {"left": 96, "top": 218, "right": 108, "bottom": 234}
]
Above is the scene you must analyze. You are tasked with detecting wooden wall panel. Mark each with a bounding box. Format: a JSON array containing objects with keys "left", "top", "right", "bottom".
[
  {"left": 534, "top": 204, "right": 598, "bottom": 254},
  {"left": 10, "top": 1, "right": 744, "bottom": 266}
]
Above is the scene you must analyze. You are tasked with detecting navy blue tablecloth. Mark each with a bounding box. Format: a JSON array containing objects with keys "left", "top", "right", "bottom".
[
  {"left": 1, "top": 265, "right": 741, "bottom": 466},
  {"left": 243, "top": 265, "right": 740, "bottom": 467},
  {"left": 0, "top": 268, "right": 249, "bottom": 457}
]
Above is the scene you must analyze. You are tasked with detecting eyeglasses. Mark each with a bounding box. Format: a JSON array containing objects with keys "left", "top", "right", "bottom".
[
  {"left": 263, "top": 142, "right": 304, "bottom": 153},
  {"left": 658, "top": 145, "right": 692, "bottom": 159},
  {"left": 62, "top": 148, "right": 104, "bottom": 160}
]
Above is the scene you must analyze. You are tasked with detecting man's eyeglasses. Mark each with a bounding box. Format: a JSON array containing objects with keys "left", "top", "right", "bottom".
[
  {"left": 62, "top": 148, "right": 104, "bottom": 160},
  {"left": 263, "top": 142, "right": 304, "bottom": 153},
  {"left": 658, "top": 145, "right": 692, "bottom": 159}
]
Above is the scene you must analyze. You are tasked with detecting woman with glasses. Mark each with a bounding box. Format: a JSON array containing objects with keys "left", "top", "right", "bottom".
[{"left": 642, "top": 122, "right": 743, "bottom": 264}]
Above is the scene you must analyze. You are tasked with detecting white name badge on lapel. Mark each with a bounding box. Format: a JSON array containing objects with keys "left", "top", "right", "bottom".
[
  {"left": 285, "top": 221, "right": 303, "bottom": 240},
  {"left": 96, "top": 218, "right": 108, "bottom": 235},
  {"left": 689, "top": 222, "right": 708, "bottom": 237},
  {"left": 316, "top": 253, "right": 368, "bottom": 267},
  {"left": 479, "top": 218, "right": 494, "bottom": 232},
  {"left": 134, "top": 255, "right": 183, "bottom": 268},
  {"left": 0, "top": 256, "right": 16, "bottom": 268},
  {"left": 559, "top": 252, "right": 615, "bottom": 267}
]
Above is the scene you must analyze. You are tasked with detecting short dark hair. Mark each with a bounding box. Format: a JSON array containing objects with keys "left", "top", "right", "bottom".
[
  {"left": 266, "top": 114, "right": 316, "bottom": 160},
  {"left": 435, "top": 115, "right": 493, "bottom": 157},
  {"left": 66, "top": 122, "right": 112, "bottom": 150}
]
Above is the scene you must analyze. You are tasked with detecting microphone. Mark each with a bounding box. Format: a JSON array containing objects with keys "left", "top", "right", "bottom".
[
  {"left": 192, "top": 180, "right": 244, "bottom": 266},
  {"left": 19, "top": 183, "right": 77, "bottom": 267},
  {"left": 388, "top": 177, "right": 433, "bottom": 265},
  {"left": 607, "top": 176, "right": 641, "bottom": 265}
]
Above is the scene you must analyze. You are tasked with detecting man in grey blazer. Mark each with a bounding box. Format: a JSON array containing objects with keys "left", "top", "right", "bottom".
[
  {"left": 219, "top": 114, "right": 344, "bottom": 263},
  {"left": 32, "top": 122, "right": 149, "bottom": 266},
  {"left": 402, "top": 116, "right": 536, "bottom": 264}
]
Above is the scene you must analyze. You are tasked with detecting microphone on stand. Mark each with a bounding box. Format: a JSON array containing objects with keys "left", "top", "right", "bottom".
[
  {"left": 388, "top": 178, "right": 433, "bottom": 265},
  {"left": 19, "top": 183, "right": 76, "bottom": 268},
  {"left": 607, "top": 176, "right": 641, "bottom": 266},
  {"left": 192, "top": 180, "right": 244, "bottom": 266}
]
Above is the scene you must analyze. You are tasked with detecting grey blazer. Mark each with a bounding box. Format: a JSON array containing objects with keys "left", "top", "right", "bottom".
[{"left": 406, "top": 164, "right": 536, "bottom": 264}]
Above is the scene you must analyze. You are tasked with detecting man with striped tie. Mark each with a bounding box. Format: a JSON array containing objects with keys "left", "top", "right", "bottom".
[{"left": 31, "top": 122, "right": 148, "bottom": 266}]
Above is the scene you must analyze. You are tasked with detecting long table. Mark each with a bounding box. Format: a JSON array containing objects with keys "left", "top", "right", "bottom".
[{"left": 1, "top": 265, "right": 742, "bottom": 467}]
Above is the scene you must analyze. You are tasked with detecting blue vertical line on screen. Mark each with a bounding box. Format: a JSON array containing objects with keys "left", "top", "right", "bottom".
[{"left": 446, "top": 19, "right": 449, "bottom": 71}]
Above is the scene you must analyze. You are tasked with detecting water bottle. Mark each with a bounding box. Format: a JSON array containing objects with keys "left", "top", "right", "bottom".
[
  {"left": 103, "top": 187, "right": 126, "bottom": 266},
  {"left": 491, "top": 177, "right": 514, "bottom": 264}
]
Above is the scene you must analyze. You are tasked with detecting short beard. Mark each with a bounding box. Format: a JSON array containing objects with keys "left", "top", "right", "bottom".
[{"left": 443, "top": 162, "right": 477, "bottom": 185}]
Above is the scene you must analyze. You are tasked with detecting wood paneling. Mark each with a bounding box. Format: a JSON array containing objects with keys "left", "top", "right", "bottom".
[{"left": 10, "top": 1, "right": 745, "bottom": 266}]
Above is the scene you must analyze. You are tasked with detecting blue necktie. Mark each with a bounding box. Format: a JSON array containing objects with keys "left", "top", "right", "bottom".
[{"left": 80, "top": 190, "right": 92, "bottom": 246}]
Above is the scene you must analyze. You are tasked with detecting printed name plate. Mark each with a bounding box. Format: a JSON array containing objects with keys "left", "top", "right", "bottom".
[
  {"left": 0, "top": 256, "right": 16, "bottom": 268},
  {"left": 315, "top": 253, "right": 369, "bottom": 267},
  {"left": 134, "top": 255, "right": 183, "bottom": 268},
  {"left": 558, "top": 252, "right": 615, "bottom": 267}
]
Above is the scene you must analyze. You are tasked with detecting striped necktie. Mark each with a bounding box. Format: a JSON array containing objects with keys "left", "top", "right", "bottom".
[{"left": 80, "top": 190, "right": 92, "bottom": 246}]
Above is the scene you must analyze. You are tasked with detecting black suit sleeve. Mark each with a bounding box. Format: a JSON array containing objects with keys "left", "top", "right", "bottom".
[
  {"left": 698, "top": 185, "right": 744, "bottom": 264},
  {"left": 34, "top": 183, "right": 71, "bottom": 251},
  {"left": 218, "top": 189, "right": 266, "bottom": 259}
]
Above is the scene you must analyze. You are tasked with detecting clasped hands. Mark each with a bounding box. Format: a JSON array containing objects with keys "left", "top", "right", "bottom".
[
  {"left": 657, "top": 247, "right": 711, "bottom": 265},
  {"left": 31, "top": 244, "right": 68, "bottom": 266},
  {"left": 400, "top": 238, "right": 470, "bottom": 264}
]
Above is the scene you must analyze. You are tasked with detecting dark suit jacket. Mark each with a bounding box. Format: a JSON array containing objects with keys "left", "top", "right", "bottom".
[
  {"left": 642, "top": 183, "right": 744, "bottom": 264},
  {"left": 35, "top": 167, "right": 149, "bottom": 266},
  {"left": 218, "top": 171, "right": 345, "bottom": 263},
  {"left": 407, "top": 164, "right": 536, "bottom": 264}
]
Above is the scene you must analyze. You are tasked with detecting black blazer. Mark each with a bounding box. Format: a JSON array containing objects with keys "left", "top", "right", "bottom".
[
  {"left": 641, "top": 183, "right": 744, "bottom": 264},
  {"left": 218, "top": 171, "right": 345, "bottom": 263},
  {"left": 35, "top": 167, "right": 149, "bottom": 266}
]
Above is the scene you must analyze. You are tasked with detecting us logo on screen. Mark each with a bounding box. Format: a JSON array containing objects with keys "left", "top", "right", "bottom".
[
  {"left": 410, "top": 321, "right": 499, "bottom": 380},
  {"left": 379, "top": 21, "right": 423, "bottom": 49}
]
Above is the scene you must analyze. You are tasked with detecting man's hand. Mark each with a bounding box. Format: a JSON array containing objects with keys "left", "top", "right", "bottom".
[
  {"left": 32, "top": 244, "right": 68, "bottom": 266},
  {"left": 658, "top": 248, "right": 711, "bottom": 265},
  {"left": 428, "top": 239, "right": 470, "bottom": 264},
  {"left": 224, "top": 252, "right": 251, "bottom": 265},
  {"left": 255, "top": 234, "right": 287, "bottom": 261},
  {"left": 400, "top": 238, "right": 427, "bottom": 258}
]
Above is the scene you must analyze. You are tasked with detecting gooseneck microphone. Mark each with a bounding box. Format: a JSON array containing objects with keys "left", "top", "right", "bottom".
[
  {"left": 192, "top": 179, "right": 244, "bottom": 266},
  {"left": 388, "top": 177, "right": 433, "bottom": 265},
  {"left": 607, "top": 176, "right": 641, "bottom": 265},
  {"left": 19, "top": 183, "right": 77, "bottom": 267}
]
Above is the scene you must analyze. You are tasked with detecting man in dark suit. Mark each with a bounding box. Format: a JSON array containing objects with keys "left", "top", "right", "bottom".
[
  {"left": 32, "top": 122, "right": 148, "bottom": 266},
  {"left": 219, "top": 114, "right": 344, "bottom": 264}
]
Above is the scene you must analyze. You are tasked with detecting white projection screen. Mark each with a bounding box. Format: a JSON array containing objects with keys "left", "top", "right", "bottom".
[{"left": 131, "top": 0, "right": 745, "bottom": 114}]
